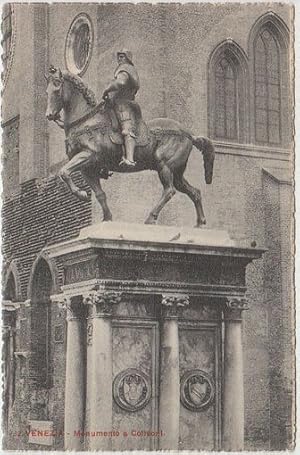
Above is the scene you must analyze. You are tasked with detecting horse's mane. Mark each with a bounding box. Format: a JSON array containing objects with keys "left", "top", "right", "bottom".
[{"left": 63, "top": 71, "right": 97, "bottom": 107}]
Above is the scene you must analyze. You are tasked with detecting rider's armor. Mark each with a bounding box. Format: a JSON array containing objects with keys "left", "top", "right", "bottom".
[
  {"left": 104, "top": 50, "right": 141, "bottom": 167},
  {"left": 113, "top": 62, "right": 140, "bottom": 138},
  {"left": 114, "top": 63, "right": 140, "bottom": 102}
]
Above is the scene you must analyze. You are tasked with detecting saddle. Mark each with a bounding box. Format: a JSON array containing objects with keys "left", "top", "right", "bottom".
[
  {"left": 65, "top": 100, "right": 150, "bottom": 162},
  {"left": 107, "top": 101, "right": 150, "bottom": 147}
]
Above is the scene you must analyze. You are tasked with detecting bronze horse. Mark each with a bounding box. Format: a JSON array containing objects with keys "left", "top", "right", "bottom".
[{"left": 45, "top": 67, "right": 215, "bottom": 227}]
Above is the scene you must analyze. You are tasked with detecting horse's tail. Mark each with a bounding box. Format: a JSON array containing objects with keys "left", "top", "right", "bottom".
[{"left": 192, "top": 136, "right": 215, "bottom": 184}]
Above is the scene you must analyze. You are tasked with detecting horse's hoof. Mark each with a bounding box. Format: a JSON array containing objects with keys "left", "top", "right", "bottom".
[
  {"left": 195, "top": 219, "right": 206, "bottom": 228},
  {"left": 76, "top": 190, "right": 89, "bottom": 202},
  {"left": 144, "top": 216, "right": 157, "bottom": 225},
  {"left": 102, "top": 215, "right": 113, "bottom": 222}
]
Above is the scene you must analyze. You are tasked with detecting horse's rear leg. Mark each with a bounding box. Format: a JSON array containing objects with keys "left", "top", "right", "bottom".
[
  {"left": 145, "top": 165, "right": 176, "bottom": 225},
  {"left": 174, "top": 172, "right": 206, "bottom": 227},
  {"left": 59, "top": 151, "right": 93, "bottom": 201},
  {"left": 82, "top": 169, "right": 112, "bottom": 222}
]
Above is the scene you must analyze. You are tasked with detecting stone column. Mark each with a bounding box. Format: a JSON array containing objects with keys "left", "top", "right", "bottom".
[
  {"left": 64, "top": 296, "right": 86, "bottom": 451},
  {"left": 159, "top": 294, "right": 189, "bottom": 450},
  {"left": 84, "top": 290, "right": 121, "bottom": 451},
  {"left": 222, "top": 297, "right": 248, "bottom": 451}
]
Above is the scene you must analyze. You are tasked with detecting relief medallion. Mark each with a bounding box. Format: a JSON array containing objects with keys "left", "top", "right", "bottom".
[
  {"left": 113, "top": 368, "right": 151, "bottom": 412},
  {"left": 180, "top": 369, "right": 215, "bottom": 411}
]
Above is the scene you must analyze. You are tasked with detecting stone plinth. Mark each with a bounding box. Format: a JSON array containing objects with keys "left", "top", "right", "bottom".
[
  {"left": 45, "top": 222, "right": 264, "bottom": 451},
  {"left": 47, "top": 222, "right": 263, "bottom": 298},
  {"left": 79, "top": 222, "right": 237, "bottom": 247}
]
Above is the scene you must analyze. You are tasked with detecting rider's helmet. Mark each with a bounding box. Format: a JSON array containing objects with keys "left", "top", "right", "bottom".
[{"left": 117, "top": 49, "right": 133, "bottom": 65}]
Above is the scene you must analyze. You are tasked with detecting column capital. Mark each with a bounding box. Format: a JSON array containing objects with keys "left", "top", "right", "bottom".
[
  {"left": 51, "top": 294, "right": 84, "bottom": 320},
  {"left": 83, "top": 290, "right": 122, "bottom": 317},
  {"left": 161, "top": 294, "right": 189, "bottom": 319},
  {"left": 224, "top": 296, "right": 248, "bottom": 319}
]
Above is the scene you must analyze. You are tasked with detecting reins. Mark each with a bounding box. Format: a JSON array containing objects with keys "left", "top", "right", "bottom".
[{"left": 66, "top": 101, "right": 105, "bottom": 131}]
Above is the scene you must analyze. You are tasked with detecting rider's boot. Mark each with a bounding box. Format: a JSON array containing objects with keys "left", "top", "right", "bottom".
[{"left": 119, "top": 135, "right": 136, "bottom": 168}]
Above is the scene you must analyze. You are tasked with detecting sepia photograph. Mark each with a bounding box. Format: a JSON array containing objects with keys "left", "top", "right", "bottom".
[{"left": 1, "top": 1, "right": 295, "bottom": 452}]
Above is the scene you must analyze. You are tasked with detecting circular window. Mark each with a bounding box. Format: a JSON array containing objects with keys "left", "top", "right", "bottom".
[
  {"left": 65, "top": 13, "right": 93, "bottom": 76},
  {"left": 1, "top": 4, "right": 16, "bottom": 90}
]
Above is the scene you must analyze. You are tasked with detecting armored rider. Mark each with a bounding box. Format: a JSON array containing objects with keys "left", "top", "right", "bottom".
[{"left": 102, "top": 50, "right": 141, "bottom": 168}]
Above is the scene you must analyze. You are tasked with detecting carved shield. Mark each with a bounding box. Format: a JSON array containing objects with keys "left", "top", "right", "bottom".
[
  {"left": 113, "top": 369, "right": 151, "bottom": 412},
  {"left": 123, "top": 375, "right": 144, "bottom": 406},
  {"left": 188, "top": 378, "right": 207, "bottom": 406},
  {"left": 180, "top": 369, "right": 215, "bottom": 411}
]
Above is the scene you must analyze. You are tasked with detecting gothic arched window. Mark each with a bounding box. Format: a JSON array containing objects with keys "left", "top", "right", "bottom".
[
  {"left": 254, "top": 28, "right": 281, "bottom": 144},
  {"left": 215, "top": 56, "right": 237, "bottom": 140},
  {"left": 249, "top": 13, "right": 290, "bottom": 146},
  {"left": 209, "top": 41, "right": 249, "bottom": 143}
]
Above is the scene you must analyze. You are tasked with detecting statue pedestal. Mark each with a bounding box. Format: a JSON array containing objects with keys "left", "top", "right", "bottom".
[{"left": 46, "top": 222, "right": 264, "bottom": 451}]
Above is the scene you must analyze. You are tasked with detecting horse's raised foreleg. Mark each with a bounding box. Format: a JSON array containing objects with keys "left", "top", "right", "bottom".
[
  {"left": 174, "top": 172, "right": 206, "bottom": 227},
  {"left": 59, "top": 151, "right": 93, "bottom": 201},
  {"left": 145, "top": 165, "right": 176, "bottom": 225},
  {"left": 81, "top": 169, "right": 112, "bottom": 222}
]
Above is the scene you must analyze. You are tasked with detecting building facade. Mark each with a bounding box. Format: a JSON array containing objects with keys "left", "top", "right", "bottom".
[{"left": 2, "top": 3, "right": 294, "bottom": 451}]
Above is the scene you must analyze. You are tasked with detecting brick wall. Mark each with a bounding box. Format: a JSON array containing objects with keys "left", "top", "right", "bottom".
[
  {"left": 2, "top": 173, "right": 92, "bottom": 450},
  {"left": 3, "top": 174, "right": 92, "bottom": 299}
]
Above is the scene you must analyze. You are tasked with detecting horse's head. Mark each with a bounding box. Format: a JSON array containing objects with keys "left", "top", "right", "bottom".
[{"left": 45, "top": 65, "right": 64, "bottom": 121}]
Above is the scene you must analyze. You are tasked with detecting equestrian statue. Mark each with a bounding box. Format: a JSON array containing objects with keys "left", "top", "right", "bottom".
[{"left": 45, "top": 50, "right": 215, "bottom": 227}]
